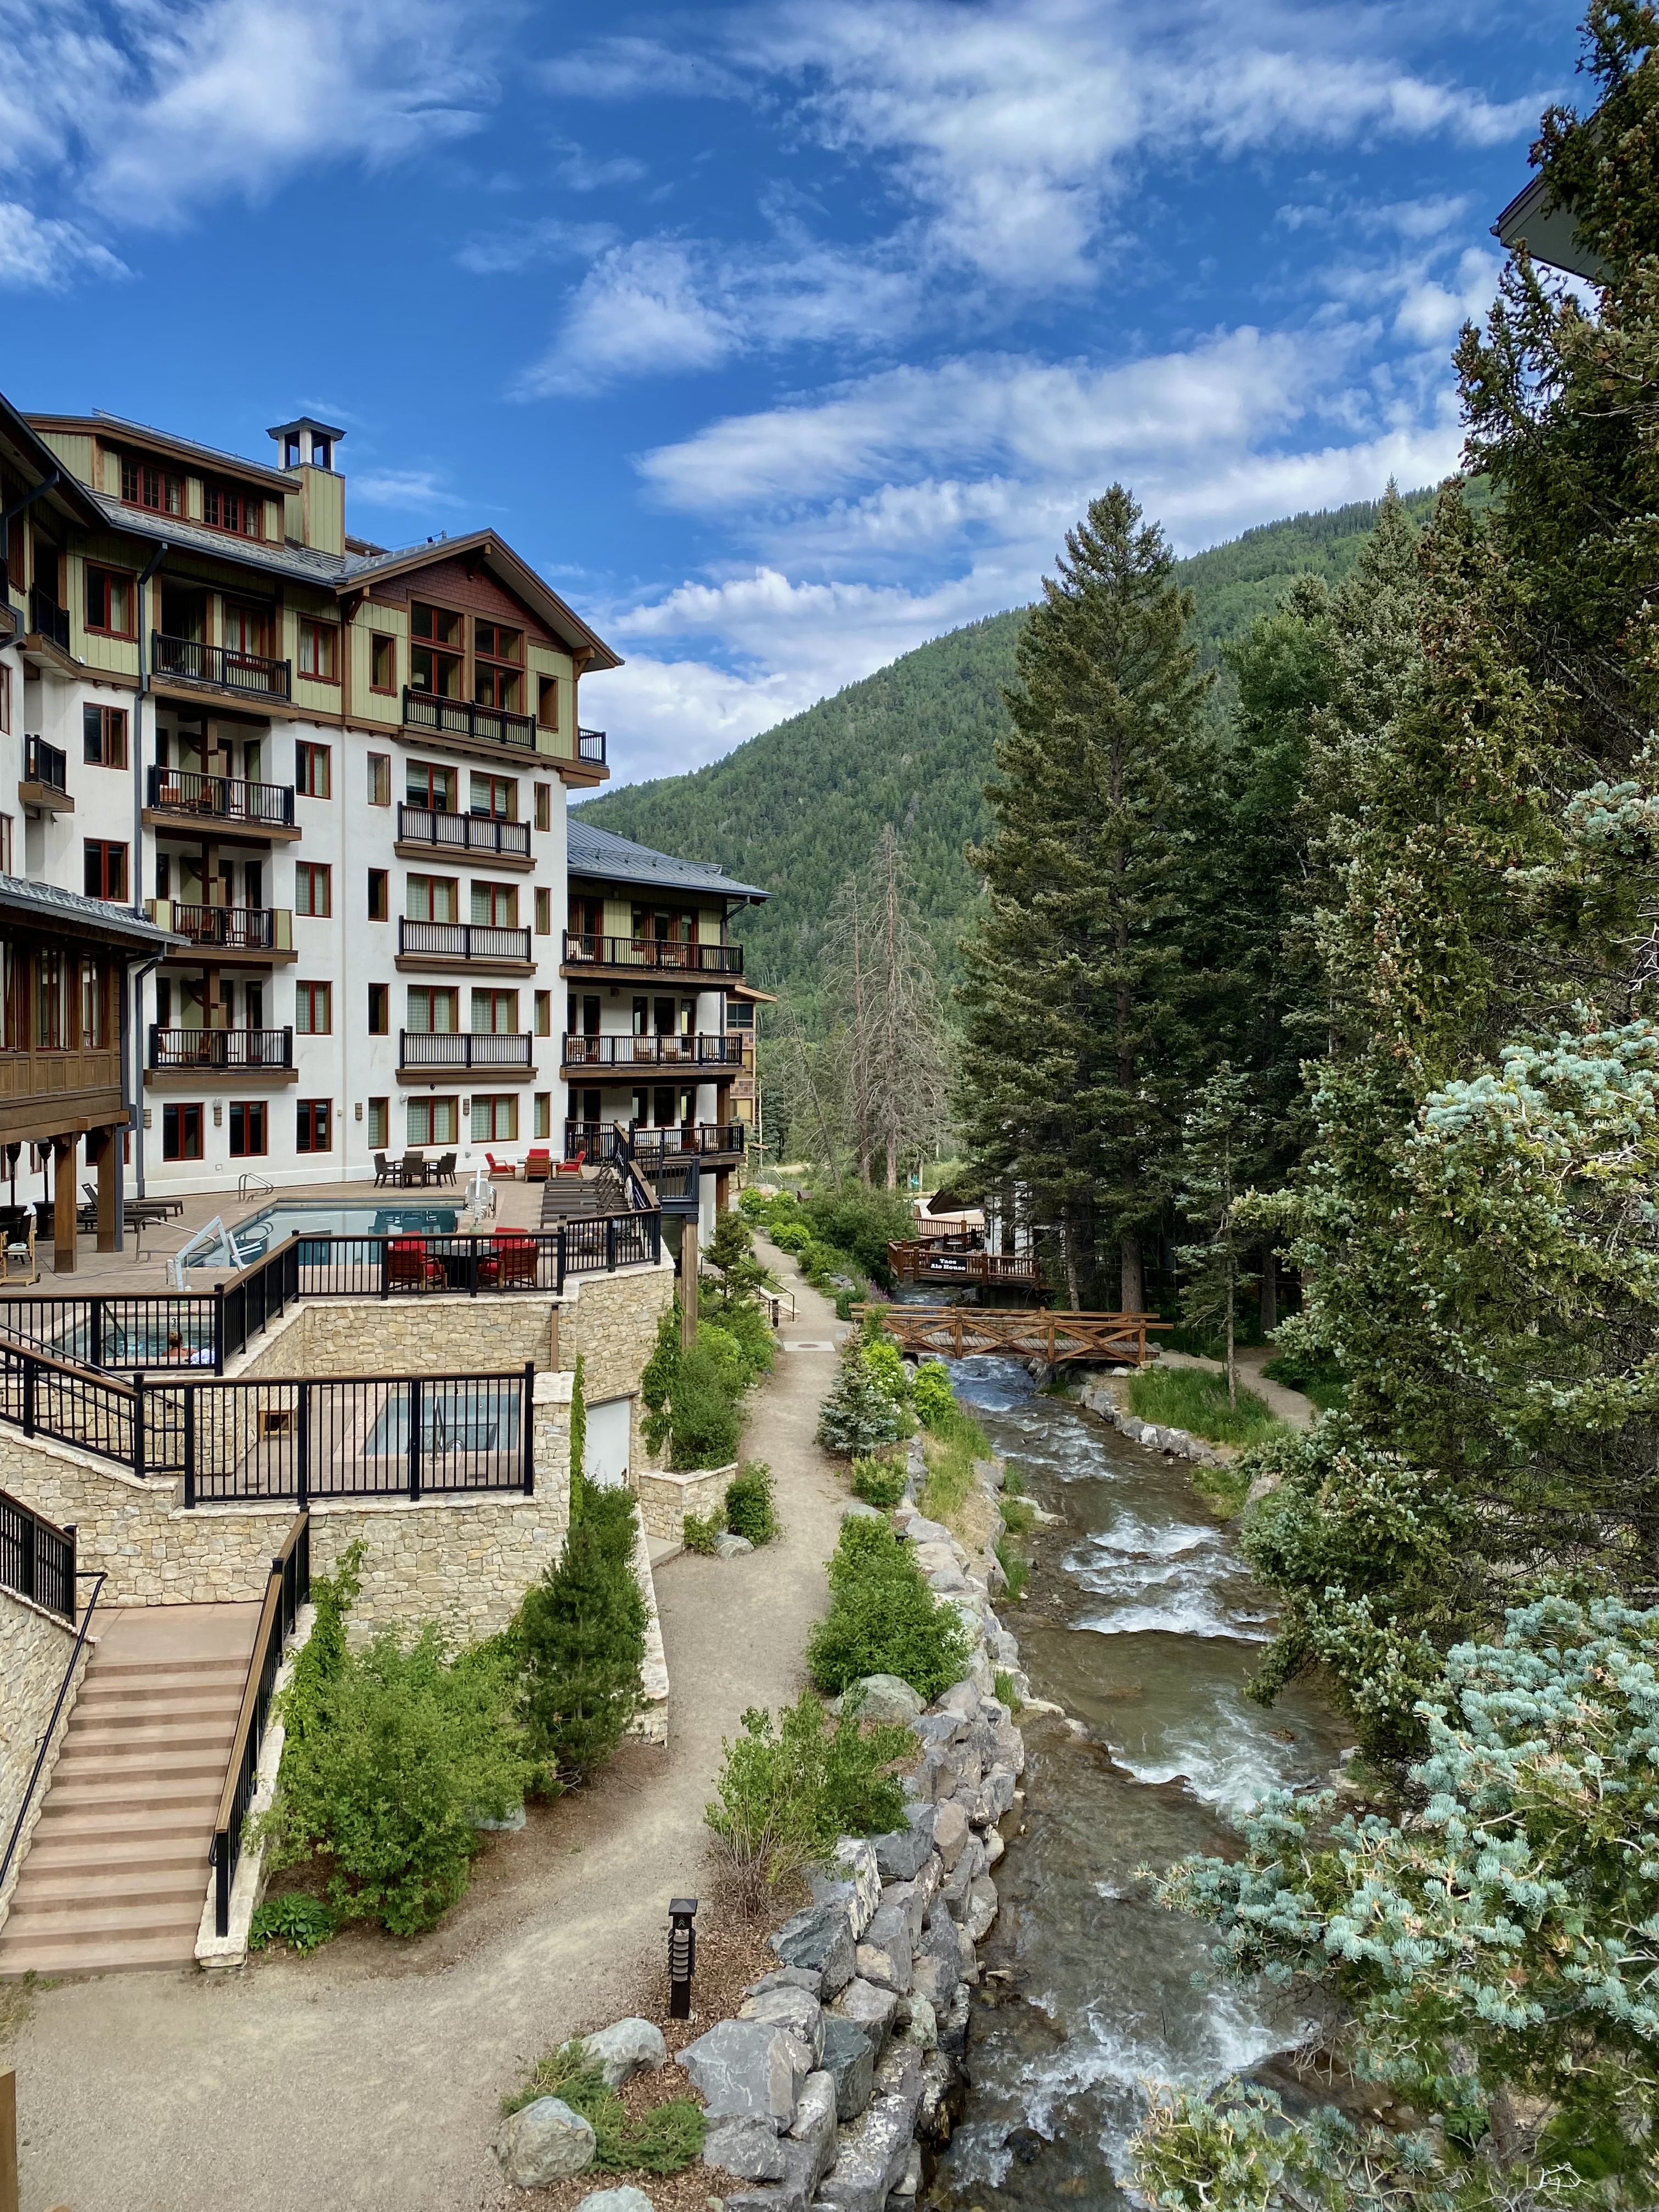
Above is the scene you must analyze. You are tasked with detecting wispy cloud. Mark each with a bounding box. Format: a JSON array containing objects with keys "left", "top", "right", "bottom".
[
  {"left": 0, "top": 200, "right": 127, "bottom": 289},
  {"left": 352, "top": 469, "right": 467, "bottom": 510}
]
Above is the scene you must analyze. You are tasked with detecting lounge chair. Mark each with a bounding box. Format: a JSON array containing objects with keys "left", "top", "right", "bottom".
[{"left": 556, "top": 1148, "right": 585, "bottom": 1176}]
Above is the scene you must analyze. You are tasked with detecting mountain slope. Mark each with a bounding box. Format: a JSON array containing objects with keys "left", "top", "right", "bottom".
[{"left": 578, "top": 490, "right": 1438, "bottom": 1012}]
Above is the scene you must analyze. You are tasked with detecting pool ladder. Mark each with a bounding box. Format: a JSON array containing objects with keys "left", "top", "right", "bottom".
[{"left": 237, "top": 1173, "right": 275, "bottom": 1203}]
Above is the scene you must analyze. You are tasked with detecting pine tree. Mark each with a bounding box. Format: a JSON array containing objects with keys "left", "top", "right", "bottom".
[
  {"left": 1175, "top": 1065, "right": 1261, "bottom": 1405},
  {"left": 958, "top": 486, "right": 1212, "bottom": 1307},
  {"left": 826, "top": 828, "right": 951, "bottom": 1187}
]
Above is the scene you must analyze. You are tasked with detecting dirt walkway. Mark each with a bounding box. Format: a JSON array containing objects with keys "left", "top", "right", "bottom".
[{"left": 5, "top": 1253, "right": 849, "bottom": 2212}]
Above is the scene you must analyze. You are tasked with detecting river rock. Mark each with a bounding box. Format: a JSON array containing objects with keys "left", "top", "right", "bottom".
[
  {"left": 771, "top": 1901, "right": 856, "bottom": 1995},
  {"left": 879, "top": 1878, "right": 926, "bottom": 1947},
  {"left": 888, "top": 2141, "right": 924, "bottom": 2204},
  {"left": 833, "top": 1976, "right": 899, "bottom": 2056},
  {"left": 873, "top": 2041, "right": 924, "bottom": 2128},
  {"left": 964, "top": 1875, "right": 1000, "bottom": 1943},
  {"left": 821, "top": 2015, "right": 877, "bottom": 2120},
  {"left": 916, "top": 1710, "right": 967, "bottom": 1746},
  {"left": 903, "top": 1994, "right": 938, "bottom": 2051},
  {"left": 740, "top": 1983, "right": 825, "bottom": 2063},
  {"left": 817, "top": 2095, "right": 917, "bottom": 2212},
  {"left": 715, "top": 1532, "right": 755, "bottom": 1559},
  {"left": 871, "top": 1804, "right": 936, "bottom": 1882},
  {"left": 575, "top": 2190, "right": 654, "bottom": 2212},
  {"left": 789, "top": 2067, "right": 840, "bottom": 2183},
  {"left": 984, "top": 1827, "right": 1005, "bottom": 1867},
  {"left": 842, "top": 1499, "right": 887, "bottom": 1521},
  {"left": 930, "top": 1798, "right": 969, "bottom": 1873},
  {"left": 844, "top": 1673, "right": 926, "bottom": 1725},
  {"left": 679, "top": 2018, "right": 812, "bottom": 2127},
  {"left": 724, "top": 2136, "right": 825, "bottom": 2212},
  {"left": 903, "top": 1514, "right": 954, "bottom": 1549},
  {"left": 907, "top": 1746, "right": 955, "bottom": 1803},
  {"left": 974, "top": 1457, "right": 1005, "bottom": 1492},
  {"left": 704, "top": 2118, "right": 788, "bottom": 2180},
  {"left": 916, "top": 2050, "right": 959, "bottom": 2142},
  {"left": 493, "top": 2097, "right": 596, "bottom": 2187},
  {"left": 855, "top": 1905, "right": 912, "bottom": 1995},
  {"left": 580, "top": 2017, "right": 667, "bottom": 2087}
]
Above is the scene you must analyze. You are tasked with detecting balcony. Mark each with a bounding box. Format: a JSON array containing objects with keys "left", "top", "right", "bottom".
[
  {"left": 145, "top": 766, "right": 297, "bottom": 837},
  {"left": 146, "top": 900, "right": 294, "bottom": 960},
  {"left": 396, "top": 804, "right": 531, "bottom": 865},
  {"left": 560, "top": 1032, "right": 747, "bottom": 1073},
  {"left": 153, "top": 633, "right": 291, "bottom": 703},
  {"left": 577, "top": 727, "right": 606, "bottom": 765},
  {"left": 403, "top": 686, "right": 535, "bottom": 754},
  {"left": 562, "top": 931, "right": 743, "bottom": 978},
  {"left": 29, "top": 584, "right": 70, "bottom": 654},
  {"left": 396, "top": 919, "right": 534, "bottom": 972},
  {"left": 398, "top": 1031, "right": 534, "bottom": 1080},
  {"left": 20, "top": 735, "right": 72, "bottom": 815},
  {"left": 630, "top": 1122, "right": 747, "bottom": 1164},
  {"left": 148, "top": 1025, "right": 295, "bottom": 1076}
]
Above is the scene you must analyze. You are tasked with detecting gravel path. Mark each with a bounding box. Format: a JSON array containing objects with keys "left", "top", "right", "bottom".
[
  {"left": 1154, "top": 1344, "right": 1317, "bottom": 1430},
  {"left": 5, "top": 1249, "right": 849, "bottom": 2212}
]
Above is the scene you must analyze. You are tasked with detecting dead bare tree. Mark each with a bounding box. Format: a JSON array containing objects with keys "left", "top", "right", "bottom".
[{"left": 825, "top": 827, "right": 950, "bottom": 1188}]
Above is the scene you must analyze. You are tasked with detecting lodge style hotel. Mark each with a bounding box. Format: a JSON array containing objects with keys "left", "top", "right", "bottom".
[{"left": 0, "top": 392, "right": 765, "bottom": 1262}]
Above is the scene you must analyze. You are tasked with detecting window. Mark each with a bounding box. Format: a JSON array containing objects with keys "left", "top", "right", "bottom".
[
  {"left": 295, "top": 981, "right": 332, "bottom": 1035},
  {"left": 0, "top": 663, "right": 9, "bottom": 735},
  {"left": 223, "top": 603, "right": 268, "bottom": 658},
  {"left": 85, "top": 566, "right": 134, "bottom": 638},
  {"left": 367, "top": 1097, "right": 388, "bottom": 1150},
  {"left": 474, "top": 621, "right": 522, "bottom": 663},
  {"left": 35, "top": 949, "right": 65, "bottom": 1049},
  {"left": 163, "top": 1102, "right": 203, "bottom": 1160},
  {"left": 535, "top": 887, "right": 552, "bottom": 936},
  {"left": 370, "top": 635, "right": 396, "bottom": 693},
  {"left": 0, "top": 816, "right": 12, "bottom": 874},
  {"left": 296, "top": 1099, "right": 332, "bottom": 1153},
  {"left": 474, "top": 662, "right": 520, "bottom": 713},
  {"left": 470, "top": 774, "right": 516, "bottom": 820},
  {"left": 471, "top": 881, "right": 517, "bottom": 928},
  {"left": 83, "top": 706, "right": 128, "bottom": 768},
  {"left": 368, "top": 868, "right": 388, "bottom": 921},
  {"left": 229, "top": 1102, "right": 267, "bottom": 1157},
  {"left": 295, "top": 862, "right": 332, "bottom": 917},
  {"left": 410, "top": 603, "right": 462, "bottom": 699},
  {"left": 534, "top": 1092, "right": 551, "bottom": 1141},
  {"left": 534, "top": 782, "right": 552, "bottom": 833},
  {"left": 203, "top": 482, "right": 263, "bottom": 538},
  {"left": 83, "top": 840, "right": 128, "bottom": 901},
  {"left": 534, "top": 990, "right": 551, "bottom": 1037},
  {"left": 296, "top": 741, "right": 331, "bottom": 798},
  {"left": 537, "top": 675, "right": 559, "bottom": 731},
  {"left": 406, "top": 986, "right": 458, "bottom": 1034},
  {"left": 411, "top": 602, "right": 462, "bottom": 648},
  {"left": 298, "top": 619, "right": 338, "bottom": 681},
  {"left": 407, "top": 875, "right": 458, "bottom": 923},
  {"left": 80, "top": 959, "right": 107, "bottom": 1048},
  {"left": 120, "top": 456, "right": 182, "bottom": 516},
  {"left": 471, "top": 989, "right": 517, "bottom": 1034},
  {"left": 407, "top": 761, "right": 454, "bottom": 811},
  {"left": 368, "top": 753, "right": 390, "bottom": 805},
  {"left": 368, "top": 984, "right": 388, "bottom": 1035},
  {"left": 471, "top": 1093, "right": 518, "bottom": 1143},
  {"left": 407, "top": 1095, "right": 458, "bottom": 1147}
]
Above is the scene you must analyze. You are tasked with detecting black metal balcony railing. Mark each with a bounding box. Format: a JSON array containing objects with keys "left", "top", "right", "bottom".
[
  {"left": 628, "top": 1122, "right": 747, "bottom": 1161},
  {"left": 561, "top": 932, "right": 743, "bottom": 976},
  {"left": 561, "top": 1032, "right": 747, "bottom": 1070},
  {"left": 397, "top": 804, "right": 531, "bottom": 860},
  {"left": 166, "top": 905, "right": 289, "bottom": 953},
  {"left": 577, "top": 727, "right": 606, "bottom": 764},
  {"left": 23, "top": 735, "right": 67, "bottom": 792},
  {"left": 153, "top": 632, "right": 292, "bottom": 702},
  {"left": 149, "top": 1025, "right": 294, "bottom": 1071},
  {"left": 146, "top": 766, "right": 297, "bottom": 830},
  {"left": 30, "top": 584, "right": 70, "bottom": 652},
  {"left": 399, "top": 1031, "right": 534, "bottom": 1071},
  {"left": 398, "top": 919, "right": 533, "bottom": 965},
  {"left": 403, "top": 687, "right": 535, "bottom": 752}
]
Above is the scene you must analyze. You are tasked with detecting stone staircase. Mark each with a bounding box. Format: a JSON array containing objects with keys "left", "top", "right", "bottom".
[{"left": 0, "top": 1600, "right": 261, "bottom": 1977}]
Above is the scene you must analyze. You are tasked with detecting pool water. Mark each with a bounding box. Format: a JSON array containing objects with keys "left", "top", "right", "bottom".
[{"left": 230, "top": 1201, "right": 464, "bottom": 1266}]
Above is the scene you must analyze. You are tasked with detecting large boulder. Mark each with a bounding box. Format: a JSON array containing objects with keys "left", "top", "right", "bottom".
[
  {"left": 715, "top": 1532, "right": 755, "bottom": 1559},
  {"left": 931, "top": 1798, "right": 969, "bottom": 1874},
  {"left": 789, "top": 2068, "right": 840, "bottom": 2187},
  {"left": 808, "top": 1837, "right": 882, "bottom": 1939},
  {"left": 902, "top": 1995, "right": 938, "bottom": 2052},
  {"left": 679, "top": 2018, "right": 812, "bottom": 2128},
  {"left": 820, "top": 2015, "right": 877, "bottom": 2121},
  {"left": 740, "top": 1983, "right": 824, "bottom": 2064},
  {"left": 725, "top": 2136, "right": 823, "bottom": 2212},
  {"left": 770, "top": 1900, "right": 856, "bottom": 1995},
  {"left": 871, "top": 1805, "right": 936, "bottom": 1883},
  {"left": 579, "top": 2017, "right": 666, "bottom": 2089},
  {"left": 704, "top": 2118, "right": 787, "bottom": 2181},
  {"left": 843, "top": 1674, "right": 925, "bottom": 1725},
  {"left": 493, "top": 2097, "right": 596, "bottom": 2188},
  {"left": 878, "top": 1879, "right": 926, "bottom": 1948},
  {"left": 874, "top": 2039, "right": 924, "bottom": 2128},
  {"left": 833, "top": 1976, "right": 899, "bottom": 2056},
  {"left": 938, "top": 1680, "right": 981, "bottom": 1720},
  {"left": 854, "top": 1901, "right": 913, "bottom": 1995},
  {"left": 748, "top": 1965, "right": 823, "bottom": 2000},
  {"left": 964, "top": 1875, "right": 1000, "bottom": 1944},
  {"left": 915, "top": 2050, "right": 960, "bottom": 2143},
  {"left": 816, "top": 2095, "right": 917, "bottom": 2212}
]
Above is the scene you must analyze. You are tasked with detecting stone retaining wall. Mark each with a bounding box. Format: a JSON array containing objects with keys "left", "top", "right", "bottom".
[
  {"left": 635, "top": 1462, "right": 735, "bottom": 1542},
  {"left": 232, "top": 1296, "right": 557, "bottom": 1385},
  {"left": 560, "top": 1260, "right": 675, "bottom": 1480},
  {"left": 0, "top": 1584, "right": 86, "bottom": 1928}
]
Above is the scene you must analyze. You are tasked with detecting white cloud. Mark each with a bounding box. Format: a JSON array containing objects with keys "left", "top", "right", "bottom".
[
  {"left": 0, "top": 200, "right": 126, "bottom": 288},
  {"left": 351, "top": 469, "right": 466, "bottom": 511},
  {"left": 551, "top": 139, "right": 648, "bottom": 193},
  {"left": 458, "top": 217, "right": 622, "bottom": 274}
]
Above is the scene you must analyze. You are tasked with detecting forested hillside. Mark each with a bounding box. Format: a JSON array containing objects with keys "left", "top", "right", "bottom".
[{"left": 578, "top": 489, "right": 1438, "bottom": 1012}]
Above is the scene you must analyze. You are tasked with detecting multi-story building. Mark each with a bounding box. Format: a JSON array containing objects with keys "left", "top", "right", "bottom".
[
  {"left": 0, "top": 389, "right": 768, "bottom": 1214},
  {"left": 562, "top": 818, "right": 767, "bottom": 1215}
]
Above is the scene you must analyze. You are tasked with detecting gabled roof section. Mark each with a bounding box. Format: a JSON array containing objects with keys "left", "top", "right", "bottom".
[
  {"left": 30, "top": 411, "right": 291, "bottom": 492},
  {"left": 348, "top": 532, "right": 622, "bottom": 670},
  {"left": 0, "top": 395, "right": 105, "bottom": 532},
  {"left": 0, "top": 876, "right": 184, "bottom": 953},
  {"left": 567, "top": 817, "right": 766, "bottom": 904},
  {"left": 1492, "top": 173, "right": 1611, "bottom": 284},
  {"left": 86, "top": 490, "right": 354, "bottom": 588}
]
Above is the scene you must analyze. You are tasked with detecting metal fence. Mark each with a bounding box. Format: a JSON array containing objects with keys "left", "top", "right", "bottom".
[
  {"left": 213, "top": 1514, "right": 308, "bottom": 1937},
  {"left": 0, "top": 1485, "right": 76, "bottom": 1619}
]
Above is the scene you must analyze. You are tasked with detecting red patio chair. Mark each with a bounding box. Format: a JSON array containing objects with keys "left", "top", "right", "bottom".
[
  {"left": 492, "top": 1231, "right": 540, "bottom": 1289},
  {"left": 386, "top": 1237, "right": 444, "bottom": 1293}
]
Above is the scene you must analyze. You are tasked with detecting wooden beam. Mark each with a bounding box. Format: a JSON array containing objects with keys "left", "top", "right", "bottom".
[
  {"left": 52, "top": 1136, "right": 76, "bottom": 1275},
  {"left": 89, "top": 1123, "right": 119, "bottom": 1252},
  {"left": 0, "top": 2066, "right": 16, "bottom": 2212}
]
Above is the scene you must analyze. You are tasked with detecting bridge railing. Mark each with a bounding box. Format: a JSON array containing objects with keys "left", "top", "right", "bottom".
[{"left": 857, "top": 1304, "right": 1171, "bottom": 1368}]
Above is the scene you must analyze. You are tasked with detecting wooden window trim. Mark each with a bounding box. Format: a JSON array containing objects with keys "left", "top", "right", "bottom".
[
  {"left": 83, "top": 706, "right": 128, "bottom": 770},
  {"left": 368, "top": 753, "right": 391, "bottom": 805},
  {"left": 84, "top": 564, "right": 137, "bottom": 641},
  {"left": 296, "top": 741, "right": 332, "bottom": 799},
  {"left": 368, "top": 635, "right": 397, "bottom": 695},
  {"left": 295, "top": 861, "right": 333, "bottom": 919},
  {"left": 298, "top": 618, "right": 341, "bottom": 685},
  {"left": 296, "top": 981, "right": 332, "bottom": 1036},
  {"left": 119, "top": 456, "right": 183, "bottom": 518},
  {"left": 201, "top": 481, "right": 267, "bottom": 541}
]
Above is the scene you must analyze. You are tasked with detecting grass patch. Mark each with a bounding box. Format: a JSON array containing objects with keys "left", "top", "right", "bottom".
[
  {"left": 1128, "top": 1365, "right": 1286, "bottom": 1448},
  {"left": 504, "top": 2042, "right": 706, "bottom": 2172},
  {"left": 994, "top": 1537, "right": 1030, "bottom": 1602},
  {"left": 999, "top": 1494, "right": 1035, "bottom": 1536},
  {"left": 1189, "top": 1459, "right": 1254, "bottom": 1517},
  {"left": 994, "top": 1668, "right": 1024, "bottom": 1714},
  {"left": 916, "top": 1368, "right": 991, "bottom": 1528}
]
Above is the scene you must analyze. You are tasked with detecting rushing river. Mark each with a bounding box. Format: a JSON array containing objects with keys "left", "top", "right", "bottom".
[{"left": 929, "top": 1356, "right": 1350, "bottom": 2209}]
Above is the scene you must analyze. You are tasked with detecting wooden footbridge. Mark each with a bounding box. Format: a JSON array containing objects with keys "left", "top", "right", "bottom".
[
  {"left": 858, "top": 1305, "right": 1170, "bottom": 1368},
  {"left": 887, "top": 1240, "right": 1045, "bottom": 1291}
]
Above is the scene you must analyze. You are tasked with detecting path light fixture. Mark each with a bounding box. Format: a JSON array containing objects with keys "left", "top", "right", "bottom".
[{"left": 668, "top": 1896, "right": 698, "bottom": 2019}]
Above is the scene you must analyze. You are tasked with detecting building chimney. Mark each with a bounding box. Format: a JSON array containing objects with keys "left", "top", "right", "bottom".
[{"left": 268, "top": 416, "right": 345, "bottom": 554}]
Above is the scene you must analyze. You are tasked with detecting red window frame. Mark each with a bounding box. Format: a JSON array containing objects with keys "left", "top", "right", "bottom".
[
  {"left": 163, "top": 1102, "right": 204, "bottom": 1160},
  {"left": 85, "top": 565, "right": 136, "bottom": 639},
  {"left": 296, "top": 1099, "right": 332, "bottom": 1153},
  {"left": 229, "top": 1101, "right": 267, "bottom": 1156},
  {"left": 296, "top": 741, "right": 331, "bottom": 799},
  {"left": 295, "top": 981, "right": 331, "bottom": 1035},
  {"left": 120, "top": 456, "right": 182, "bottom": 516},
  {"left": 369, "top": 635, "right": 397, "bottom": 693},
  {"left": 298, "top": 618, "right": 339, "bottom": 682},
  {"left": 83, "top": 839, "right": 128, "bottom": 901},
  {"left": 295, "top": 862, "right": 332, "bottom": 918},
  {"left": 83, "top": 706, "right": 128, "bottom": 768}
]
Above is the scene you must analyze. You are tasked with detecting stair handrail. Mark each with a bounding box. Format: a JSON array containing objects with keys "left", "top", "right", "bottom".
[
  {"left": 210, "top": 1511, "right": 309, "bottom": 1939},
  {"left": 0, "top": 1567, "right": 107, "bottom": 1902}
]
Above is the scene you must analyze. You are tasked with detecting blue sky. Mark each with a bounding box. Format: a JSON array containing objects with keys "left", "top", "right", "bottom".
[{"left": 3, "top": 0, "right": 1575, "bottom": 783}]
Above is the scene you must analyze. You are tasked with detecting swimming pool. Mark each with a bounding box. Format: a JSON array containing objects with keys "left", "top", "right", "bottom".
[{"left": 229, "top": 1201, "right": 464, "bottom": 1267}]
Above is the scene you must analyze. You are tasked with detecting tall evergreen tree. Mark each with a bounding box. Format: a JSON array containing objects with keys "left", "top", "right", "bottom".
[{"left": 958, "top": 488, "right": 1212, "bottom": 1308}]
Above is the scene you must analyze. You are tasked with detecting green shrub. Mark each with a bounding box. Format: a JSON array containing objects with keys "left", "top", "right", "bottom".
[
  {"left": 1261, "top": 1345, "right": 1347, "bottom": 1410},
  {"left": 994, "top": 1668, "right": 1024, "bottom": 1714},
  {"left": 861, "top": 1337, "right": 911, "bottom": 1404},
  {"left": 642, "top": 1305, "right": 749, "bottom": 1471},
  {"left": 705, "top": 1691, "right": 913, "bottom": 1892},
  {"left": 701, "top": 1286, "right": 775, "bottom": 1380},
  {"left": 265, "top": 1617, "right": 527, "bottom": 1938},
  {"left": 768, "top": 1216, "right": 812, "bottom": 1255},
  {"left": 681, "top": 1509, "right": 720, "bottom": 1555},
  {"left": 571, "top": 1351, "right": 587, "bottom": 1483},
  {"left": 696, "top": 1322, "right": 752, "bottom": 1402},
  {"left": 995, "top": 1537, "right": 1030, "bottom": 1603},
  {"left": 505, "top": 2041, "right": 706, "bottom": 2172},
  {"left": 724, "top": 1460, "right": 779, "bottom": 1545},
  {"left": 851, "top": 1454, "right": 907, "bottom": 1508},
  {"left": 249, "top": 1891, "right": 337, "bottom": 1954},
  {"left": 817, "top": 1344, "right": 906, "bottom": 1454},
  {"left": 1127, "top": 1364, "right": 1285, "bottom": 1447},
  {"left": 516, "top": 1482, "right": 646, "bottom": 1788},
  {"left": 798, "top": 1185, "right": 913, "bottom": 1286},
  {"left": 912, "top": 1363, "right": 956, "bottom": 1430},
  {"left": 807, "top": 1519, "right": 972, "bottom": 1701},
  {"left": 999, "top": 1494, "right": 1035, "bottom": 1534}
]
